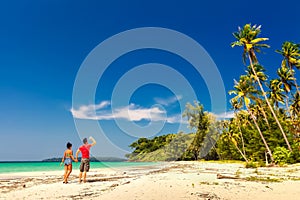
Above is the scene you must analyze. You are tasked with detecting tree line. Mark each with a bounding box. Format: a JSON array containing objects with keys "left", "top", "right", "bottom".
[{"left": 126, "top": 24, "right": 300, "bottom": 166}]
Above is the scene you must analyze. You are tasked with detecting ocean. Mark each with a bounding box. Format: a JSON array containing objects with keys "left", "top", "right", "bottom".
[{"left": 0, "top": 162, "right": 157, "bottom": 174}]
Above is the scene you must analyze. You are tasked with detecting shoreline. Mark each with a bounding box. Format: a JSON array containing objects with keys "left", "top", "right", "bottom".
[
  {"left": 1, "top": 161, "right": 300, "bottom": 199},
  {"left": 0, "top": 162, "right": 165, "bottom": 177},
  {"left": 0, "top": 161, "right": 159, "bottom": 175}
]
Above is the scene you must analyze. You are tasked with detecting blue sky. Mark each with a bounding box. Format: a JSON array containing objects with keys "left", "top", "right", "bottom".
[{"left": 1, "top": 0, "right": 300, "bottom": 161}]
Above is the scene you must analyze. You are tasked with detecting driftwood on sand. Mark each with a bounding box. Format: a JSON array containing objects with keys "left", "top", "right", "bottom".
[{"left": 217, "top": 173, "right": 240, "bottom": 179}]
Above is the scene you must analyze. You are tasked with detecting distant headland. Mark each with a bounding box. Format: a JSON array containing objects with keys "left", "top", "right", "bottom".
[{"left": 42, "top": 157, "right": 127, "bottom": 162}]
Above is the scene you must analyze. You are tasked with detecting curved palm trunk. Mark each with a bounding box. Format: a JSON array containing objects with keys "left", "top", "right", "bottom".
[
  {"left": 232, "top": 140, "right": 248, "bottom": 162},
  {"left": 261, "top": 108, "right": 269, "bottom": 126},
  {"left": 248, "top": 53, "right": 292, "bottom": 152},
  {"left": 235, "top": 114, "right": 246, "bottom": 156},
  {"left": 260, "top": 108, "right": 271, "bottom": 129},
  {"left": 253, "top": 98, "right": 270, "bottom": 128},
  {"left": 246, "top": 105, "right": 274, "bottom": 163},
  {"left": 256, "top": 102, "right": 271, "bottom": 129},
  {"left": 285, "top": 94, "right": 294, "bottom": 120}
]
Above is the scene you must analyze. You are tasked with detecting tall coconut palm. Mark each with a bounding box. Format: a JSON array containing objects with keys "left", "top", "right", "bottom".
[
  {"left": 276, "top": 41, "right": 300, "bottom": 94},
  {"left": 231, "top": 24, "right": 292, "bottom": 151},
  {"left": 229, "top": 75, "right": 274, "bottom": 162},
  {"left": 277, "top": 65, "right": 295, "bottom": 117}
]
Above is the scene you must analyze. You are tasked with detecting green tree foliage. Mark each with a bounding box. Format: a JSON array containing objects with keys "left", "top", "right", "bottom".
[
  {"left": 183, "top": 102, "right": 209, "bottom": 160},
  {"left": 126, "top": 102, "right": 217, "bottom": 161},
  {"left": 126, "top": 134, "right": 176, "bottom": 160},
  {"left": 126, "top": 23, "right": 300, "bottom": 165},
  {"left": 273, "top": 147, "right": 291, "bottom": 165},
  {"left": 126, "top": 133, "right": 195, "bottom": 161},
  {"left": 232, "top": 23, "right": 292, "bottom": 151}
]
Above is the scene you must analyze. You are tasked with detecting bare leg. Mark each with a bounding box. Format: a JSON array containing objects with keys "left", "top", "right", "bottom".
[
  {"left": 83, "top": 172, "right": 87, "bottom": 183},
  {"left": 65, "top": 165, "right": 72, "bottom": 183},
  {"left": 79, "top": 172, "right": 82, "bottom": 183},
  {"left": 63, "top": 165, "right": 67, "bottom": 183}
]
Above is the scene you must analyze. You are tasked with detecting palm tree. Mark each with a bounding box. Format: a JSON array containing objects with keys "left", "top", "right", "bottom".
[
  {"left": 246, "top": 64, "right": 268, "bottom": 83},
  {"left": 276, "top": 41, "right": 300, "bottom": 94},
  {"left": 290, "top": 92, "right": 300, "bottom": 118},
  {"left": 229, "top": 75, "right": 274, "bottom": 162},
  {"left": 246, "top": 64, "right": 270, "bottom": 127},
  {"left": 268, "top": 79, "right": 285, "bottom": 108},
  {"left": 231, "top": 24, "right": 292, "bottom": 151},
  {"left": 223, "top": 120, "right": 248, "bottom": 162},
  {"left": 277, "top": 65, "right": 295, "bottom": 117}
]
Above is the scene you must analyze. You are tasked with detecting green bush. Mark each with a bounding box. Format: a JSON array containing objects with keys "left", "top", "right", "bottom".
[
  {"left": 245, "top": 161, "right": 258, "bottom": 168},
  {"left": 289, "top": 142, "right": 300, "bottom": 164},
  {"left": 273, "top": 146, "right": 290, "bottom": 165}
]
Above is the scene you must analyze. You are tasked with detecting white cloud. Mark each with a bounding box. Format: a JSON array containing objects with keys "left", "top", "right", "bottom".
[
  {"left": 71, "top": 101, "right": 183, "bottom": 123},
  {"left": 112, "top": 104, "right": 166, "bottom": 121},
  {"left": 213, "top": 111, "right": 235, "bottom": 119},
  {"left": 154, "top": 95, "right": 182, "bottom": 106},
  {"left": 70, "top": 101, "right": 110, "bottom": 119}
]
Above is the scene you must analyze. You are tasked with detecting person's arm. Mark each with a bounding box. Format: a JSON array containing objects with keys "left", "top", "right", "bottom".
[
  {"left": 75, "top": 149, "right": 80, "bottom": 161},
  {"left": 70, "top": 150, "right": 77, "bottom": 162},
  {"left": 89, "top": 136, "right": 97, "bottom": 147},
  {"left": 60, "top": 151, "right": 66, "bottom": 166}
]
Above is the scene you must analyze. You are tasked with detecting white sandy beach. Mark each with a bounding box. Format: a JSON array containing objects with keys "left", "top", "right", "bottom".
[{"left": 1, "top": 161, "right": 300, "bottom": 200}]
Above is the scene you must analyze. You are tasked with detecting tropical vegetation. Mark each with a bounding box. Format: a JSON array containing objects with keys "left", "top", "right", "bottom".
[{"left": 126, "top": 24, "right": 300, "bottom": 166}]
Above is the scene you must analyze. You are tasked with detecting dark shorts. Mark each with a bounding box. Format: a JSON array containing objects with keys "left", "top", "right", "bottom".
[{"left": 80, "top": 158, "right": 90, "bottom": 172}]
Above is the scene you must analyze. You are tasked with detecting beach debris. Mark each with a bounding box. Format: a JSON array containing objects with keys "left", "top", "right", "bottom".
[
  {"left": 265, "top": 185, "right": 273, "bottom": 190},
  {"left": 192, "top": 192, "right": 221, "bottom": 200},
  {"left": 110, "top": 183, "right": 119, "bottom": 188},
  {"left": 122, "top": 181, "right": 131, "bottom": 185},
  {"left": 87, "top": 175, "right": 131, "bottom": 183},
  {"left": 217, "top": 173, "right": 239, "bottom": 179}
]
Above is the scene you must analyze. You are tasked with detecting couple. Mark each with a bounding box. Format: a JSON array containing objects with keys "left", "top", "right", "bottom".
[{"left": 60, "top": 136, "right": 96, "bottom": 184}]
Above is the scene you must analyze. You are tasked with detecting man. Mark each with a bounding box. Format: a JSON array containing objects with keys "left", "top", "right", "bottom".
[{"left": 76, "top": 136, "right": 96, "bottom": 183}]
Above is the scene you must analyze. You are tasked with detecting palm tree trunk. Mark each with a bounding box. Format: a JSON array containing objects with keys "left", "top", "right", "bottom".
[
  {"left": 261, "top": 109, "right": 271, "bottom": 128},
  {"left": 248, "top": 53, "right": 292, "bottom": 152},
  {"left": 232, "top": 141, "right": 248, "bottom": 162},
  {"left": 285, "top": 94, "right": 294, "bottom": 120},
  {"left": 256, "top": 101, "right": 271, "bottom": 128},
  {"left": 261, "top": 109, "right": 269, "bottom": 126},
  {"left": 235, "top": 114, "right": 246, "bottom": 156},
  {"left": 246, "top": 105, "right": 274, "bottom": 163},
  {"left": 233, "top": 111, "right": 247, "bottom": 161}
]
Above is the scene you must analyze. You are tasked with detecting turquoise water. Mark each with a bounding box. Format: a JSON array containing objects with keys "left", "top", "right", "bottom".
[{"left": 0, "top": 162, "right": 157, "bottom": 174}]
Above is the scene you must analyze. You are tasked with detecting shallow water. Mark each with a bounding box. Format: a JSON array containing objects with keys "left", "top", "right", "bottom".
[{"left": 0, "top": 161, "right": 157, "bottom": 174}]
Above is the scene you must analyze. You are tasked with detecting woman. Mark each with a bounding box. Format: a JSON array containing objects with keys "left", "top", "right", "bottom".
[{"left": 60, "top": 142, "right": 77, "bottom": 183}]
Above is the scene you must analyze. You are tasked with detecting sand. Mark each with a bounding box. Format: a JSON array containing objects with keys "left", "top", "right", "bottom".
[{"left": 1, "top": 161, "right": 300, "bottom": 200}]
